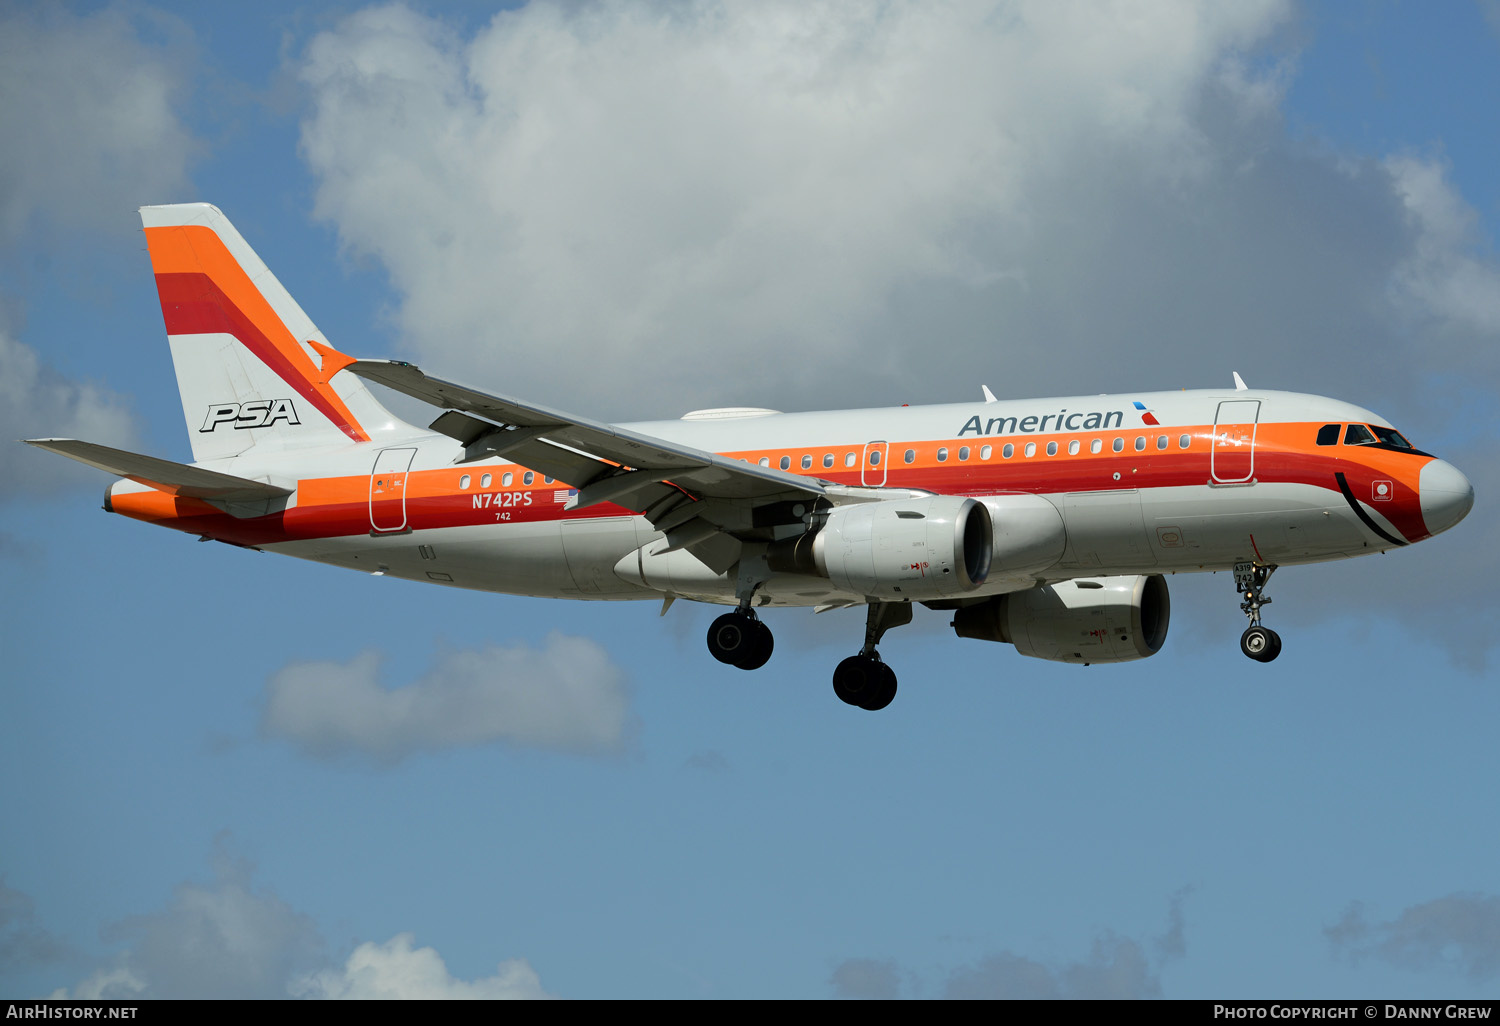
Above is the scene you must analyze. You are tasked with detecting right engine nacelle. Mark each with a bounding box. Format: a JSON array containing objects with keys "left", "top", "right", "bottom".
[{"left": 952, "top": 574, "right": 1170, "bottom": 664}]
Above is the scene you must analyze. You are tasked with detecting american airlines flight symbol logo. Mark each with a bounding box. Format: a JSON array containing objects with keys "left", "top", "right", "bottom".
[
  {"left": 1133, "top": 401, "right": 1160, "bottom": 426},
  {"left": 200, "top": 399, "right": 301, "bottom": 432}
]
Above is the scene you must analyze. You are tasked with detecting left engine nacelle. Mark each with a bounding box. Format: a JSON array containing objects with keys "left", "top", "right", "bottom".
[
  {"left": 769, "top": 495, "right": 993, "bottom": 600},
  {"left": 952, "top": 574, "right": 1170, "bottom": 663}
]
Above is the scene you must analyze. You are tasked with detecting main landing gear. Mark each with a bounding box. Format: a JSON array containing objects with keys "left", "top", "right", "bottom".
[
  {"left": 706, "top": 606, "right": 774, "bottom": 670},
  {"left": 1234, "top": 561, "right": 1282, "bottom": 663},
  {"left": 832, "top": 602, "right": 911, "bottom": 711},
  {"left": 703, "top": 599, "right": 912, "bottom": 711}
]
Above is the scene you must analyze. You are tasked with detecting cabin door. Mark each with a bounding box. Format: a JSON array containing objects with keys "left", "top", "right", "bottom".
[
  {"left": 369, "top": 447, "right": 416, "bottom": 533},
  {"left": 1211, "top": 401, "right": 1260, "bottom": 484}
]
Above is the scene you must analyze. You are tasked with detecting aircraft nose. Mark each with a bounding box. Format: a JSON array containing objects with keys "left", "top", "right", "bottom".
[{"left": 1419, "top": 459, "right": 1474, "bottom": 537}]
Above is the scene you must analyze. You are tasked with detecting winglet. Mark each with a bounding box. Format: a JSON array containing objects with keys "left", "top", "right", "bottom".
[
  {"left": 1233, "top": 372, "right": 1248, "bottom": 391},
  {"left": 981, "top": 385, "right": 998, "bottom": 403}
]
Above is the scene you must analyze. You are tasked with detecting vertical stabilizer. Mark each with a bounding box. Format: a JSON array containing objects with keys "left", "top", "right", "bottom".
[{"left": 141, "top": 203, "right": 400, "bottom": 462}]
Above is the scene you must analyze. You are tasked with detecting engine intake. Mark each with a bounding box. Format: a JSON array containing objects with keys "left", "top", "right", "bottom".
[{"left": 952, "top": 574, "right": 1170, "bottom": 663}]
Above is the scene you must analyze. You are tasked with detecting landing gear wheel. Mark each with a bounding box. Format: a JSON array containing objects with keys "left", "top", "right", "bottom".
[
  {"left": 738, "top": 619, "right": 774, "bottom": 671},
  {"left": 707, "top": 612, "right": 773, "bottom": 670},
  {"left": 1240, "top": 625, "right": 1282, "bottom": 663},
  {"left": 862, "top": 663, "right": 898, "bottom": 711},
  {"left": 833, "top": 655, "right": 897, "bottom": 710}
]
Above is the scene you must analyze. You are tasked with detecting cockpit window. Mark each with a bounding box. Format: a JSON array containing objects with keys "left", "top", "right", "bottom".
[
  {"left": 1316, "top": 424, "right": 1339, "bottom": 446},
  {"left": 1343, "top": 424, "right": 1376, "bottom": 446},
  {"left": 1371, "top": 426, "right": 1415, "bottom": 450}
]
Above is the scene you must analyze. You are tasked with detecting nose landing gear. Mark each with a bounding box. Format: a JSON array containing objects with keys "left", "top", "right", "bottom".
[{"left": 1234, "top": 561, "right": 1282, "bottom": 662}]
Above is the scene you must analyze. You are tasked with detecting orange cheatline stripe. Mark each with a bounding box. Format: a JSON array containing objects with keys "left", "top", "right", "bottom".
[{"left": 144, "top": 224, "right": 369, "bottom": 442}]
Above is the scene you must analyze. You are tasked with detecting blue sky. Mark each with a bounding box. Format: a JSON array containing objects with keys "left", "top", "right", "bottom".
[{"left": 3, "top": 0, "right": 1499, "bottom": 1000}]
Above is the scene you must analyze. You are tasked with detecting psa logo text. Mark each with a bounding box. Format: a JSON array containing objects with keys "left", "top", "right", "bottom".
[{"left": 200, "top": 398, "right": 301, "bottom": 432}]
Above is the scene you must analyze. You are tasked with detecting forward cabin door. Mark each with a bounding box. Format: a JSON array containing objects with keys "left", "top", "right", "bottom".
[
  {"left": 1211, "top": 401, "right": 1260, "bottom": 484},
  {"left": 369, "top": 447, "right": 416, "bottom": 533}
]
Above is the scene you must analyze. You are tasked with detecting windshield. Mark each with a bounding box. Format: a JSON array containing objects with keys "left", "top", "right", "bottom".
[{"left": 1371, "top": 426, "right": 1415, "bottom": 450}]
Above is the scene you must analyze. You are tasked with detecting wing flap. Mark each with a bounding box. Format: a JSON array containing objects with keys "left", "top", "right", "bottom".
[
  {"left": 24, "top": 439, "right": 293, "bottom": 501},
  {"left": 347, "top": 359, "right": 825, "bottom": 510}
]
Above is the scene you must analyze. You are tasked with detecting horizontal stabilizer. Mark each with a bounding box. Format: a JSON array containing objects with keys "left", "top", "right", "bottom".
[{"left": 24, "top": 439, "right": 293, "bottom": 501}]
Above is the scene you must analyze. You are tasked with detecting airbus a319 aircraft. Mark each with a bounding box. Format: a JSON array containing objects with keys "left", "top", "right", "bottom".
[{"left": 28, "top": 205, "right": 1474, "bottom": 711}]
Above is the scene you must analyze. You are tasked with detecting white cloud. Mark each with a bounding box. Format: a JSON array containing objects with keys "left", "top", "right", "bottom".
[
  {"left": 0, "top": 4, "right": 195, "bottom": 243},
  {"left": 297, "top": 1, "right": 1338, "bottom": 417},
  {"left": 0, "top": 878, "right": 70, "bottom": 973},
  {"left": 1327, "top": 893, "right": 1500, "bottom": 982},
  {"left": 262, "top": 632, "right": 633, "bottom": 763},
  {"left": 1386, "top": 155, "right": 1500, "bottom": 336},
  {"left": 293, "top": 934, "right": 552, "bottom": 999},
  {"left": 834, "top": 887, "right": 1191, "bottom": 999},
  {"left": 944, "top": 934, "right": 1161, "bottom": 999},
  {"left": 829, "top": 957, "right": 901, "bottom": 1000},
  {"left": 52, "top": 838, "right": 556, "bottom": 999},
  {"left": 2, "top": 329, "right": 141, "bottom": 500},
  {"left": 52, "top": 840, "right": 323, "bottom": 1000}
]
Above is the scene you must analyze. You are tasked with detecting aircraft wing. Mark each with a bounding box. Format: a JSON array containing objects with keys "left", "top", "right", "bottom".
[
  {"left": 347, "top": 360, "right": 826, "bottom": 571},
  {"left": 24, "top": 439, "right": 293, "bottom": 501}
]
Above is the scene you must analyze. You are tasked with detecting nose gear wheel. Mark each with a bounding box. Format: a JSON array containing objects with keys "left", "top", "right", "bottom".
[{"left": 1234, "top": 561, "right": 1282, "bottom": 663}]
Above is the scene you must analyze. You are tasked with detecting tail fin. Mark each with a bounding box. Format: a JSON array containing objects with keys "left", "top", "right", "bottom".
[{"left": 141, "top": 203, "right": 399, "bottom": 462}]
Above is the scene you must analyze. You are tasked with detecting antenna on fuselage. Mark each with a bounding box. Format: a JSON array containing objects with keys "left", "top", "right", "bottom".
[
  {"left": 1232, "top": 372, "right": 1248, "bottom": 391},
  {"left": 981, "top": 385, "right": 998, "bottom": 403}
]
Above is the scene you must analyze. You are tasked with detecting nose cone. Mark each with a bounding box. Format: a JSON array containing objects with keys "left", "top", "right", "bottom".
[{"left": 1420, "top": 459, "right": 1474, "bottom": 537}]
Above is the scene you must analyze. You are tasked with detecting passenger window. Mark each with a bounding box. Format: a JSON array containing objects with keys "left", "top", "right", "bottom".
[
  {"left": 801, "top": 454, "right": 812, "bottom": 469},
  {"left": 544, "top": 476, "right": 553, "bottom": 484},
  {"left": 823, "top": 453, "right": 834, "bottom": 468},
  {"left": 1090, "top": 438, "right": 1102, "bottom": 454},
  {"left": 523, "top": 471, "right": 534, "bottom": 485},
  {"left": 779, "top": 456, "right": 791, "bottom": 470},
  {"left": 844, "top": 452, "right": 857, "bottom": 467},
  {"left": 1113, "top": 438, "right": 1124, "bottom": 452},
  {"left": 758, "top": 456, "right": 770, "bottom": 467},
  {"left": 1317, "top": 424, "right": 1340, "bottom": 446},
  {"left": 481, "top": 473, "right": 492, "bottom": 488},
  {"left": 1156, "top": 435, "right": 1167, "bottom": 450},
  {"left": 903, "top": 449, "right": 915, "bottom": 464},
  {"left": 460, "top": 474, "right": 471, "bottom": 489},
  {"left": 1134, "top": 436, "right": 1146, "bottom": 452},
  {"left": 980, "top": 445, "right": 992, "bottom": 460},
  {"left": 869, "top": 450, "right": 881, "bottom": 466},
  {"left": 1068, "top": 440, "right": 1079, "bottom": 455},
  {"left": 502, "top": 472, "right": 513, "bottom": 487},
  {"left": 1003, "top": 443, "right": 1014, "bottom": 459},
  {"left": 1024, "top": 442, "right": 1036, "bottom": 457},
  {"left": 1344, "top": 424, "right": 1376, "bottom": 446},
  {"left": 1046, "top": 441, "right": 1057, "bottom": 456},
  {"left": 937, "top": 447, "right": 948, "bottom": 462},
  {"left": 1178, "top": 434, "right": 1190, "bottom": 449},
  {"left": 958, "top": 446, "right": 970, "bottom": 461}
]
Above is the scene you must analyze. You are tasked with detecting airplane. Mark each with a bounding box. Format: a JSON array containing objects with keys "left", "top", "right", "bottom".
[{"left": 26, "top": 204, "right": 1475, "bottom": 711}]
